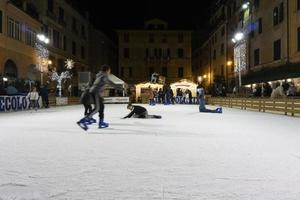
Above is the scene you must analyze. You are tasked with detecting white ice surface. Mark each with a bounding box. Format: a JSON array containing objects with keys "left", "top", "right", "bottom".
[{"left": 1, "top": 104, "right": 300, "bottom": 200}]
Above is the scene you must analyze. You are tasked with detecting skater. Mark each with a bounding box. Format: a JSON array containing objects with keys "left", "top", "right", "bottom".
[
  {"left": 197, "top": 84, "right": 222, "bottom": 114},
  {"left": 27, "top": 86, "right": 39, "bottom": 111},
  {"left": 79, "top": 83, "right": 96, "bottom": 124},
  {"left": 122, "top": 104, "right": 162, "bottom": 119},
  {"left": 77, "top": 65, "right": 121, "bottom": 130}
]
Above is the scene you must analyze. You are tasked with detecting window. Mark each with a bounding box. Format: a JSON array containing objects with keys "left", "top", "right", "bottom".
[
  {"left": 254, "top": 0, "right": 260, "bottom": 9},
  {"left": 149, "top": 33, "right": 154, "bottom": 43},
  {"left": 145, "top": 48, "right": 149, "bottom": 57},
  {"left": 298, "top": 0, "right": 300, "bottom": 10},
  {"left": 63, "top": 35, "right": 67, "bottom": 51},
  {"left": 48, "top": 0, "right": 53, "bottom": 13},
  {"left": 178, "top": 33, "right": 184, "bottom": 43},
  {"left": 129, "top": 67, "right": 133, "bottom": 77},
  {"left": 154, "top": 48, "right": 158, "bottom": 57},
  {"left": 124, "top": 48, "right": 130, "bottom": 58},
  {"left": 72, "top": 17, "right": 78, "bottom": 33},
  {"left": 121, "top": 67, "right": 124, "bottom": 77},
  {"left": 254, "top": 48, "right": 260, "bottom": 66},
  {"left": 81, "top": 46, "right": 85, "bottom": 59},
  {"left": 25, "top": 27, "right": 36, "bottom": 47},
  {"left": 158, "top": 48, "right": 162, "bottom": 57},
  {"left": 72, "top": 41, "right": 76, "bottom": 56},
  {"left": 178, "top": 48, "right": 184, "bottom": 58},
  {"left": 178, "top": 67, "right": 184, "bottom": 78},
  {"left": 214, "top": 34, "right": 217, "bottom": 43},
  {"left": 279, "top": 2, "right": 284, "bottom": 23},
  {"left": 167, "top": 48, "right": 171, "bottom": 57},
  {"left": 258, "top": 18, "right": 262, "bottom": 34},
  {"left": 220, "top": 43, "right": 224, "bottom": 55},
  {"left": 162, "top": 34, "right": 167, "bottom": 43},
  {"left": 81, "top": 25, "right": 86, "bottom": 39},
  {"left": 273, "top": 7, "right": 279, "bottom": 26},
  {"left": 213, "top": 49, "right": 216, "bottom": 60},
  {"left": 162, "top": 67, "right": 168, "bottom": 77},
  {"left": 58, "top": 7, "right": 64, "bottom": 24},
  {"left": 273, "top": 39, "right": 281, "bottom": 60},
  {"left": 124, "top": 33, "right": 129, "bottom": 43},
  {"left": 227, "top": 6, "right": 232, "bottom": 18},
  {"left": 221, "top": 27, "right": 225, "bottom": 37},
  {"left": 8, "top": 18, "right": 21, "bottom": 41},
  {"left": 53, "top": 29, "right": 60, "bottom": 48},
  {"left": 0, "top": 10, "right": 2, "bottom": 33},
  {"left": 297, "top": 27, "right": 300, "bottom": 51}
]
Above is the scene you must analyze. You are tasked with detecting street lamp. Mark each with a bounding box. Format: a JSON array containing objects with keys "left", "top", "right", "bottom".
[
  {"left": 3, "top": 77, "right": 8, "bottom": 82},
  {"left": 232, "top": 32, "right": 245, "bottom": 88},
  {"left": 36, "top": 34, "right": 50, "bottom": 85},
  {"left": 242, "top": 2, "right": 250, "bottom": 10}
]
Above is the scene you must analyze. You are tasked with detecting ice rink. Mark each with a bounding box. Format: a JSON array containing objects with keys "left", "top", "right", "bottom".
[{"left": 1, "top": 104, "right": 300, "bottom": 200}]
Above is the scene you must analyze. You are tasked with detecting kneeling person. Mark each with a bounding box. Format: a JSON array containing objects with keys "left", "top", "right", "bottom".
[{"left": 123, "top": 104, "right": 162, "bottom": 119}]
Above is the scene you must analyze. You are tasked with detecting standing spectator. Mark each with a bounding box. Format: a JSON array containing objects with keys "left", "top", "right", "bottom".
[
  {"left": 27, "top": 87, "right": 39, "bottom": 111},
  {"left": 158, "top": 88, "right": 163, "bottom": 104},
  {"left": 148, "top": 86, "right": 155, "bottom": 106},
  {"left": 271, "top": 82, "right": 286, "bottom": 98},
  {"left": 169, "top": 87, "right": 174, "bottom": 104},
  {"left": 40, "top": 84, "right": 49, "bottom": 108},
  {"left": 287, "top": 82, "right": 297, "bottom": 97},
  {"left": 262, "top": 83, "right": 272, "bottom": 97}
]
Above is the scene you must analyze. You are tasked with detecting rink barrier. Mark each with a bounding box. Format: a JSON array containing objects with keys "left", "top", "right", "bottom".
[
  {"left": 0, "top": 95, "right": 42, "bottom": 112},
  {"left": 208, "top": 97, "right": 300, "bottom": 117}
]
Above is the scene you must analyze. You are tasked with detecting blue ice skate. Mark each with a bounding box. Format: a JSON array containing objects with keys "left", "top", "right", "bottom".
[
  {"left": 217, "top": 107, "right": 223, "bottom": 114},
  {"left": 77, "top": 118, "right": 88, "bottom": 131},
  {"left": 98, "top": 119, "right": 109, "bottom": 129}
]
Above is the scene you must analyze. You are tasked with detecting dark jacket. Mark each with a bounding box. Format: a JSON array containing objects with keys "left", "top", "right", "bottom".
[{"left": 123, "top": 106, "right": 147, "bottom": 118}]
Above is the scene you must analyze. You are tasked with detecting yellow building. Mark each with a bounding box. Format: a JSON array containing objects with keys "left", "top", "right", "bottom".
[
  {"left": 0, "top": 0, "right": 41, "bottom": 87},
  {"left": 0, "top": 0, "right": 91, "bottom": 95},
  {"left": 194, "top": 0, "right": 300, "bottom": 90},
  {"left": 118, "top": 18, "right": 192, "bottom": 85}
]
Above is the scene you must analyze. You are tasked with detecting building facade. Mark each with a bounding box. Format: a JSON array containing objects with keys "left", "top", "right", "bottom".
[
  {"left": 118, "top": 19, "right": 192, "bottom": 85},
  {"left": 0, "top": 0, "right": 42, "bottom": 92},
  {"left": 194, "top": 0, "right": 300, "bottom": 91},
  {"left": 0, "top": 0, "right": 89, "bottom": 94},
  {"left": 89, "top": 26, "right": 118, "bottom": 76}
]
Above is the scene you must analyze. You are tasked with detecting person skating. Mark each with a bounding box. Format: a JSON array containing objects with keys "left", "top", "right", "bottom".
[
  {"left": 77, "top": 65, "right": 121, "bottom": 130},
  {"left": 79, "top": 84, "right": 96, "bottom": 125},
  {"left": 197, "top": 84, "right": 222, "bottom": 114},
  {"left": 122, "top": 104, "right": 162, "bottom": 119}
]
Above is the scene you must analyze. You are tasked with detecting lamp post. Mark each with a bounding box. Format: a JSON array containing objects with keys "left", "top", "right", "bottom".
[
  {"left": 36, "top": 34, "right": 50, "bottom": 85},
  {"left": 232, "top": 32, "right": 245, "bottom": 88}
]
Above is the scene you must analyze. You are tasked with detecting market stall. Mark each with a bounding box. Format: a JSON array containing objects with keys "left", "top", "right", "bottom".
[
  {"left": 170, "top": 79, "right": 198, "bottom": 97},
  {"left": 135, "top": 82, "right": 163, "bottom": 103}
]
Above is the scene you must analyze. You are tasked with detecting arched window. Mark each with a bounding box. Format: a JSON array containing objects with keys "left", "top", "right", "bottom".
[{"left": 4, "top": 59, "right": 18, "bottom": 79}]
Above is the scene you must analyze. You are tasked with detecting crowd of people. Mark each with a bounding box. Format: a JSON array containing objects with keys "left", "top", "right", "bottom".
[{"left": 243, "top": 81, "right": 300, "bottom": 98}]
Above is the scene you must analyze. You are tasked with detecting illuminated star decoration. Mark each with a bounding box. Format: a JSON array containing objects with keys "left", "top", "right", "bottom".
[{"left": 65, "top": 59, "right": 75, "bottom": 70}]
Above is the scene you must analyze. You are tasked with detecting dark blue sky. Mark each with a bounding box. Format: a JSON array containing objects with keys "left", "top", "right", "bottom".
[{"left": 76, "top": 0, "right": 212, "bottom": 31}]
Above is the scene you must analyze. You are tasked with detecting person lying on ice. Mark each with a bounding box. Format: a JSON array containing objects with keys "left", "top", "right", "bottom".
[
  {"left": 197, "top": 84, "right": 222, "bottom": 114},
  {"left": 122, "top": 104, "right": 162, "bottom": 119},
  {"left": 77, "top": 65, "right": 122, "bottom": 130}
]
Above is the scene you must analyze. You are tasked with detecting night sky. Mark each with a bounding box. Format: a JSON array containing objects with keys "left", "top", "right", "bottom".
[{"left": 75, "top": 0, "right": 212, "bottom": 33}]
